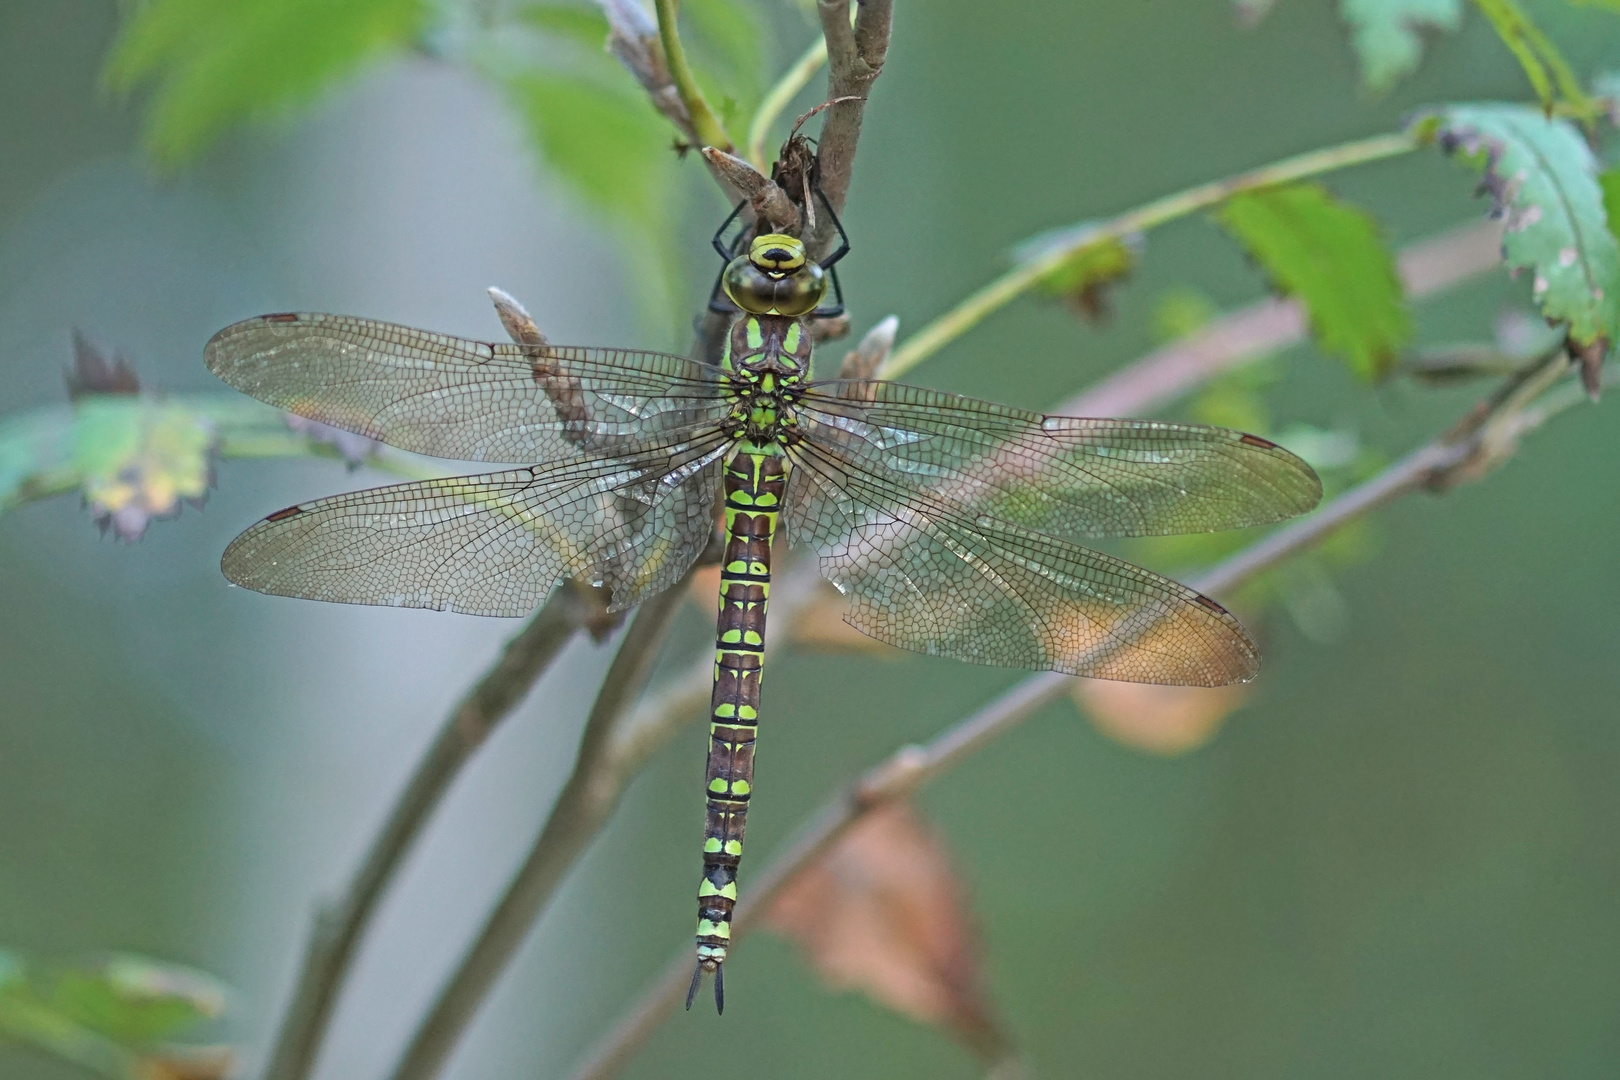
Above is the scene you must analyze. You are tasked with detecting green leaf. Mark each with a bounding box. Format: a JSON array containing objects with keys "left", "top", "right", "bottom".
[
  {"left": 1415, "top": 104, "right": 1620, "bottom": 348},
  {"left": 516, "top": 1, "right": 612, "bottom": 48},
  {"left": 1600, "top": 169, "right": 1620, "bottom": 247},
  {"left": 1030, "top": 234, "right": 1139, "bottom": 324},
  {"left": 50, "top": 956, "right": 225, "bottom": 1047},
  {"left": 683, "top": 0, "right": 766, "bottom": 110},
  {"left": 1216, "top": 183, "right": 1413, "bottom": 379},
  {"left": 73, "top": 399, "right": 217, "bottom": 539},
  {"left": 502, "top": 73, "right": 676, "bottom": 225},
  {"left": 1338, "top": 0, "right": 1462, "bottom": 92},
  {"left": 1469, "top": 0, "right": 1596, "bottom": 120},
  {"left": 104, "top": 0, "right": 429, "bottom": 165}
]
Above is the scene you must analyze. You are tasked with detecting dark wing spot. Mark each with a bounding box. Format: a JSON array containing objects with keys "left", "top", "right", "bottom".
[
  {"left": 1239, "top": 433, "right": 1278, "bottom": 449},
  {"left": 1193, "top": 593, "right": 1228, "bottom": 614},
  {"left": 263, "top": 312, "right": 301, "bottom": 323},
  {"left": 265, "top": 505, "right": 304, "bottom": 522}
]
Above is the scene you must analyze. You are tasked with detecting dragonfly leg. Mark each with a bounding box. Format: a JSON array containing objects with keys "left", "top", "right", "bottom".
[{"left": 712, "top": 199, "right": 749, "bottom": 263}]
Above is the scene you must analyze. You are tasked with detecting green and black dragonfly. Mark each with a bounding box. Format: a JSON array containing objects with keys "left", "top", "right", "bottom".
[{"left": 205, "top": 211, "right": 1320, "bottom": 1013}]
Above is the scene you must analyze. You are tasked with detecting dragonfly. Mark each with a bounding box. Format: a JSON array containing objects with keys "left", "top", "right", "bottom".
[{"left": 204, "top": 209, "right": 1321, "bottom": 1014}]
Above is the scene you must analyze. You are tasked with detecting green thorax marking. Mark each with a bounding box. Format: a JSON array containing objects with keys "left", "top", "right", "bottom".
[{"left": 721, "top": 314, "right": 812, "bottom": 446}]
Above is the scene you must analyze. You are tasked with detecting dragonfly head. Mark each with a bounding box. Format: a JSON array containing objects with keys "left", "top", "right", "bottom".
[{"left": 724, "top": 233, "right": 827, "bottom": 317}]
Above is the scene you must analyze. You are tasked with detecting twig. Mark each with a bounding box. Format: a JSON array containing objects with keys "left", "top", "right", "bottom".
[
  {"left": 384, "top": 560, "right": 826, "bottom": 1080},
  {"left": 1058, "top": 218, "right": 1504, "bottom": 418},
  {"left": 653, "top": 0, "right": 731, "bottom": 150},
  {"left": 880, "top": 131, "right": 1421, "bottom": 380},
  {"left": 701, "top": 147, "right": 799, "bottom": 233},
  {"left": 257, "top": 294, "right": 616, "bottom": 1080},
  {"left": 747, "top": 34, "right": 831, "bottom": 169},
  {"left": 599, "top": 0, "right": 693, "bottom": 141},
  {"left": 561, "top": 352, "right": 1595, "bottom": 1080},
  {"left": 811, "top": 0, "right": 892, "bottom": 259}
]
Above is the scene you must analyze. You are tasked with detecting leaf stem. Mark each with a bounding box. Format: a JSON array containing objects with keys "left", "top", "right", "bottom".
[
  {"left": 561, "top": 352, "right": 1597, "bottom": 1080},
  {"left": 880, "top": 131, "right": 1421, "bottom": 381},
  {"left": 652, "top": 0, "right": 731, "bottom": 150},
  {"left": 746, "top": 35, "right": 830, "bottom": 170}
]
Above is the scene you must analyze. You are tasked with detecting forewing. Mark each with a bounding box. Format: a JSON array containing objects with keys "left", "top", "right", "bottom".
[
  {"left": 785, "top": 443, "right": 1258, "bottom": 686},
  {"left": 797, "top": 380, "right": 1321, "bottom": 539},
  {"left": 205, "top": 313, "right": 733, "bottom": 463},
  {"left": 222, "top": 443, "right": 726, "bottom": 616}
]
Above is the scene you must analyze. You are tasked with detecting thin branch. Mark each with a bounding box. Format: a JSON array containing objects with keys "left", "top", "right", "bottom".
[
  {"left": 810, "top": 0, "right": 892, "bottom": 259},
  {"left": 746, "top": 34, "right": 831, "bottom": 169},
  {"left": 256, "top": 294, "right": 614, "bottom": 1080},
  {"left": 652, "top": 0, "right": 731, "bottom": 150},
  {"left": 387, "top": 579, "right": 689, "bottom": 1080},
  {"left": 1059, "top": 218, "right": 1504, "bottom": 418},
  {"left": 879, "top": 131, "right": 1421, "bottom": 380},
  {"left": 260, "top": 586, "right": 612, "bottom": 1080},
  {"left": 382, "top": 558, "right": 824, "bottom": 1080},
  {"left": 562, "top": 352, "right": 1597, "bottom": 1080}
]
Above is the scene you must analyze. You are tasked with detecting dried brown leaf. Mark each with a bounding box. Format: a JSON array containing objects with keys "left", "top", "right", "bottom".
[
  {"left": 762, "top": 802, "right": 1011, "bottom": 1062},
  {"left": 1074, "top": 679, "right": 1250, "bottom": 754}
]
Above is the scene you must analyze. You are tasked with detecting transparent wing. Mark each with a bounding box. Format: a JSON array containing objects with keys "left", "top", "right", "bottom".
[
  {"left": 222, "top": 441, "right": 727, "bottom": 616},
  {"left": 205, "top": 313, "right": 734, "bottom": 463},
  {"left": 785, "top": 441, "right": 1258, "bottom": 686},
  {"left": 796, "top": 380, "right": 1321, "bottom": 540}
]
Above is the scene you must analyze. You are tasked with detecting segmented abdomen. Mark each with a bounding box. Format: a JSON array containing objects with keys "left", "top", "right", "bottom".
[{"left": 695, "top": 443, "right": 786, "bottom": 983}]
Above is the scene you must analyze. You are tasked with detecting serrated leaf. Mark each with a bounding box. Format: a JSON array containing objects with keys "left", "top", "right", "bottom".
[
  {"left": 104, "top": 0, "right": 428, "bottom": 165},
  {"left": 73, "top": 399, "right": 216, "bottom": 540},
  {"left": 1031, "top": 235, "right": 1138, "bottom": 324},
  {"left": 1470, "top": 0, "right": 1596, "bottom": 120},
  {"left": 1416, "top": 104, "right": 1620, "bottom": 349},
  {"left": 1217, "top": 183, "right": 1412, "bottom": 379},
  {"left": 1339, "top": 0, "right": 1462, "bottom": 92}
]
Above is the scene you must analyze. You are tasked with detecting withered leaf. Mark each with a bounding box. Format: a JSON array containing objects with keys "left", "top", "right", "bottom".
[
  {"left": 1074, "top": 679, "right": 1250, "bottom": 755},
  {"left": 762, "top": 802, "right": 1011, "bottom": 1063}
]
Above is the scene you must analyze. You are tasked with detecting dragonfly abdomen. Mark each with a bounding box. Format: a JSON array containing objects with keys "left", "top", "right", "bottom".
[{"left": 692, "top": 442, "right": 787, "bottom": 1012}]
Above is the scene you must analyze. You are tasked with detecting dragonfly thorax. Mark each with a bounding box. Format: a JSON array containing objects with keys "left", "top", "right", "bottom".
[{"left": 721, "top": 313, "right": 811, "bottom": 444}]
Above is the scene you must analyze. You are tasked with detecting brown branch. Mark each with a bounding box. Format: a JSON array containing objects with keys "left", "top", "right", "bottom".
[
  {"left": 700, "top": 148, "right": 800, "bottom": 233},
  {"left": 256, "top": 295, "right": 619, "bottom": 1080},
  {"left": 811, "top": 0, "right": 892, "bottom": 259},
  {"left": 561, "top": 350, "right": 1594, "bottom": 1080},
  {"left": 385, "top": 582, "right": 688, "bottom": 1080}
]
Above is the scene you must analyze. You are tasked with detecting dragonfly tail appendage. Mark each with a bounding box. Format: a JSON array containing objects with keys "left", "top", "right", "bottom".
[{"left": 693, "top": 444, "right": 785, "bottom": 1012}]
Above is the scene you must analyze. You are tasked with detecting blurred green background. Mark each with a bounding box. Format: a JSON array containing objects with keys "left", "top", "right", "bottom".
[{"left": 2, "top": 1, "right": 1618, "bottom": 1078}]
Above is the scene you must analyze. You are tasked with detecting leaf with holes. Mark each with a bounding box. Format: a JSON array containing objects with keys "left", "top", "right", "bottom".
[
  {"left": 104, "top": 0, "right": 428, "bottom": 165},
  {"left": 1217, "top": 183, "right": 1412, "bottom": 379},
  {"left": 1339, "top": 0, "right": 1462, "bottom": 92},
  {"left": 1416, "top": 104, "right": 1620, "bottom": 352}
]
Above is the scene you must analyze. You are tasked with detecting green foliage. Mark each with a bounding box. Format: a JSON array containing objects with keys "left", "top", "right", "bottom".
[
  {"left": 1217, "top": 182, "right": 1412, "bottom": 380},
  {"left": 0, "top": 951, "right": 230, "bottom": 1080},
  {"left": 73, "top": 398, "right": 217, "bottom": 540},
  {"left": 1416, "top": 103, "right": 1620, "bottom": 348},
  {"left": 504, "top": 74, "right": 677, "bottom": 224},
  {"left": 104, "top": 0, "right": 428, "bottom": 166},
  {"left": 1031, "top": 234, "right": 1139, "bottom": 322},
  {"left": 515, "top": 1, "right": 613, "bottom": 49},
  {"left": 1339, "top": 0, "right": 1463, "bottom": 92},
  {"left": 1601, "top": 169, "right": 1620, "bottom": 247},
  {"left": 684, "top": 0, "right": 766, "bottom": 125},
  {"left": 1470, "top": 0, "right": 1596, "bottom": 119}
]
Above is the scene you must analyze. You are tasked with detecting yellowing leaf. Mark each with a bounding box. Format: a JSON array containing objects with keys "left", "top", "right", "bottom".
[
  {"left": 105, "top": 0, "right": 428, "bottom": 165},
  {"left": 1417, "top": 104, "right": 1620, "bottom": 350},
  {"left": 1339, "top": 0, "right": 1462, "bottom": 92},
  {"left": 73, "top": 400, "right": 216, "bottom": 540},
  {"left": 763, "top": 803, "right": 1012, "bottom": 1063},
  {"left": 1218, "top": 183, "right": 1412, "bottom": 379}
]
